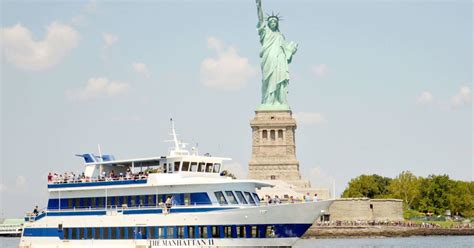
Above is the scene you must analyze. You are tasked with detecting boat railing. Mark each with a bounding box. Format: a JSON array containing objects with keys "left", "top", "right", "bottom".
[
  {"left": 48, "top": 174, "right": 148, "bottom": 185},
  {"left": 45, "top": 202, "right": 222, "bottom": 213}
]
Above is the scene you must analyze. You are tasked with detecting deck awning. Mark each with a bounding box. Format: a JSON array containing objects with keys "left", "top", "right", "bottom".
[{"left": 85, "top": 156, "right": 164, "bottom": 167}]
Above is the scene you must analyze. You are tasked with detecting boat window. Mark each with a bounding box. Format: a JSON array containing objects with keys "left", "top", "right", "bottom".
[
  {"left": 94, "top": 227, "right": 100, "bottom": 239},
  {"left": 198, "top": 162, "right": 206, "bottom": 172},
  {"left": 252, "top": 193, "right": 261, "bottom": 205},
  {"left": 111, "top": 227, "right": 117, "bottom": 239},
  {"left": 206, "top": 163, "right": 213, "bottom": 172},
  {"left": 75, "top": 198, "right": 81, "bottom": 208},
  {"left": 244, "top": 192, "right": 256, "bottom": 205},
  {"left": 225, "top": 191, "right": 238, "bottom": 204},
  {"left": 188, "top": 226, "right": 195, "bottom": 238},
  {"left": 158, "top": 227, "right": 165, "bottom": 239},
  {"left": 98, "top": 197, "right": 104, "bottom": 208},
  {"left": 166, "top": 227, "right": 174, "bottom": 239},
  {"left": 190, "top": 162, "right": 198, "bottom": 172},
  {"left": 235, "top": 191, "right": 248, "bottom": 204},
  {"left": 91, "top": 198, "right": 97, "bottom": 208},
  {"left": 237, "top": 226, "right": 246, "bottom": 238},
  {"left": 182, "top": 161, "right": 190, "bottom": 171},
  {"left": 174, "top": 161, "right": 180, "bottom": 172},
  {"left": 266, "top": 225, "right": 275, "bottom": 238},
  {"left": 211, "top": 226, "right": 220, "bottom": 238},
  {"left": 198, "top": 226, "right": 207, "bottom": 238},
  {"left": 68, "top": 199, "right": 73, "bottom": 209},
  {"left": 184, "top": 193, "right": 190, "bottom": 206},
  {"left": 213, "top": 163, "right": 221, "bottom": 173},
  {"left": 71, "top": 228, "right": 78, "bottom": 239},
  {"left": 150, "top": 226, "right": 156, "bottom": 239},
  {"left": 86, "top": 227, "right": 93, "bottom": 239},
  {"left": 103, "top": 227, "right": 109, "bottom": 239},
  {"left": 177, "top": 226, "right": 185, "bottom": 238},
  {"left": 127, "top": 227, "right": 134, "bottom": 239},
  {"left": 251, "top": 226, "right": 258, "bottom": 238},
  {"left": 214, "top": 191, "right": 228, "bottom": 205},
  {"left": 79, "top": 228, "right": 85, "bottom": 239},
  {"left": 224, "top": 226, "right": 232, "bottom": 238}
]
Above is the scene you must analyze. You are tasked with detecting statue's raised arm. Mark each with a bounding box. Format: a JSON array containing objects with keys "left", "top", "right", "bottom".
[{"left": 256, "top": 0, "right": 264, "bottom": 27}]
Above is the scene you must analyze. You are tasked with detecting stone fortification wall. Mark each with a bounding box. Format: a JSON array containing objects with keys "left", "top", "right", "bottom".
[
  {"left": 371, "top": 199, "right": 404, "bottom": 221},
  {"left": 328, "top": 198, "right": 372, "bottom": 221},
  {"left": 327, "top": 198, "right": 403, "bottom": 221}
]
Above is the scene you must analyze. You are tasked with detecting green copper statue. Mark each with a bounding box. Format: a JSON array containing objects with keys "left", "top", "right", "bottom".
[{"left": 256, "top": 0, "right": 298, "bottom": 110}]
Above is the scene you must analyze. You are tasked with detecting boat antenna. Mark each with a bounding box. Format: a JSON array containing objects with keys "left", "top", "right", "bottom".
[
  {"left": 170, "top": 118, "right": 180, "bottom": 151},
  {"left": 97, "top": 144, "right": 103, "bottom": 162}
]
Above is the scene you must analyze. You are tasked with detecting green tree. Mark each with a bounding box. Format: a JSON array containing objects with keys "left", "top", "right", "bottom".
[
  {"left": 388, "top": 171, "right": 420, "bottom": 209},
  {"left": 342, "top": 174, "right": 392, "bottom": 198},
  {"left": 415, "top": 174, "right": 455, "bottom": 215}
]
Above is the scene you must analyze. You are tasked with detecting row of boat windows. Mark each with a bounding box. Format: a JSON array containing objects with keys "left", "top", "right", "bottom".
[
  {"left": 169, "top": 162, "right": 221, "bottom": 173},
  {"left": 47, "top": 191, "right": 260, "bottom": 210},
  {"left": 63, "top": 225, "right": 276, "bottom": 240},
  {"left": 214, "top": 191, "right": 259, "bottom": 206},
  {"left": 47, "top": 193, "right": 211, "bottom": 210}
]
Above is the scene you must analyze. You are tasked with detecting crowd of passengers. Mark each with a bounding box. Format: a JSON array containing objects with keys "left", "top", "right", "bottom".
[
  {"left": 47, "top": 168, "right": 148, "bottom": 184},
  {"left": 315, "top": 220, "right": 473, "bottom": 229},
  {"left": 263, "top": 192, "right": 318, "bottom": 204}
]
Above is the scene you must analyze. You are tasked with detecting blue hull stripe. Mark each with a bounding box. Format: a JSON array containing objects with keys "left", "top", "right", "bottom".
[
  {"left": 23, "top": 228, "right": 62, "bottom": 237},
  {"left": 48, "top": 179, "right": 147, "bottom": 189}
]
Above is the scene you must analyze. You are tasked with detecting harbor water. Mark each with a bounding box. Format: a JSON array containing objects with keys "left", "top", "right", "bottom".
[{"left": 2, "top": 236, "right": 473, "bottom": 247}]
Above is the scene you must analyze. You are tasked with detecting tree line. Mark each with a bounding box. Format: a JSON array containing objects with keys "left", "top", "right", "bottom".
[{"left": 341, "top": 171, "right": 474, "bottom": 218}]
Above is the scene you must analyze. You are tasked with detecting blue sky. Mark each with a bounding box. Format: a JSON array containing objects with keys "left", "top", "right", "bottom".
[{"left": 1, "top": 0, "right": 472, "bottom": 217}]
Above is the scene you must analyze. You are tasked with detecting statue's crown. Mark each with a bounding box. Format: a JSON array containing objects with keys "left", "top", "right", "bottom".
[{"left": 266, "top": 11, "right": 282, "bottom": 21}]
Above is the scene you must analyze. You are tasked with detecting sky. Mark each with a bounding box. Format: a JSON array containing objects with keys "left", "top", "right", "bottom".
[{"left": 0, "top": 0, "right": 472, "bottom": 218}]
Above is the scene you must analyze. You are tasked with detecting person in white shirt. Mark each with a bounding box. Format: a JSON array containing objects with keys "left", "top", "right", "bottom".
[{"left": 313, "top": 193, "right": 318, "bottom": 202}]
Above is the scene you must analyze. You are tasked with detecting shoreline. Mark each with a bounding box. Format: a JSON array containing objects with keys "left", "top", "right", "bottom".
[{"left": 303, "top": 226, "right": 474, "bottom": 238}]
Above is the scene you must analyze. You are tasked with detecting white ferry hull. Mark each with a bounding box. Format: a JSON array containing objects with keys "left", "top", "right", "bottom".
[{"left": 20, "top": 201, "right": 331, "bottom": 247}]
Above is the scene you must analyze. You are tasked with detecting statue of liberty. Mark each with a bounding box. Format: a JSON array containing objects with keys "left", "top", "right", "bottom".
[{"left": 256, "top": 0, "right": 298, "bottom": 110}]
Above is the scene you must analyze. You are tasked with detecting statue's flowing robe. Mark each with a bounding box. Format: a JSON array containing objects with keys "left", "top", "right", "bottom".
[{"left": 258, "top": 22, "right": 296, "bottom": 105}]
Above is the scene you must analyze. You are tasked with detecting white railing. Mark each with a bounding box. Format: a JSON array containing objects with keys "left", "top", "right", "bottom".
[{"left": 48, "top": 175, "right": 148, "bottom": 185}]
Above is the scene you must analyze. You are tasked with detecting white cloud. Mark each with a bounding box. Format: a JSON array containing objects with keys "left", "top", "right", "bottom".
[
  {"left": 310, "top": 64, "right": 330, "bottom": 78},
  {"left": 222, "top": 162, "right": 247, "bottom": 179},
  {"left": 132, "top": 62, "right": 151, "bottom": 77},
  {"left": 67, "top": 77, "right": 130, "bottom": 101},
  {"left": 294, "top": 112, "right": 327, "bottom": 125},
  {"left": 15, "top": 176, "right": 27, "bottom": 191},
  {"left": 102, "top": 33, "right": 118, "bottom": 47},
  {"left": 200, "top": 36, "right": 257, "bottom": 91},
  {"left": 417, "top": 91, "right": 434, "bottom": 105},
  {"left": 1, "top": 22, "right": 80, "bottom": 71},
  {"left": 451, "top": 86, "right": 471, "bottom": 107}
]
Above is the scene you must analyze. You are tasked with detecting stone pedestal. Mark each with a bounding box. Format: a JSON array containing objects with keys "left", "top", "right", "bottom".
[{"left": 248, "top": 110, "right": 310, "bottom": 188}]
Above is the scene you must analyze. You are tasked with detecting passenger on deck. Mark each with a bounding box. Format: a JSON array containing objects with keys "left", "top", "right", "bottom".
[
  {"left": 47, "top": 173, "right": 53, "bottom": 183},
  {"left": 273, "top": 195, "right": 281, "bottom": 204},
  {"left": 304, "top": 192, "right": 311, "bottom": 202},
  {"left": 33, "top": 206, "right": 39, "bottom": 216},
  {"left": 165, "top": 196, "right": 172, "bottom": 214},
  {"left": 289, "top": 196, "right": 295, "bottom": 203},
  {"left": 313, "top": 193, "right": 318, "bottom": 202}
]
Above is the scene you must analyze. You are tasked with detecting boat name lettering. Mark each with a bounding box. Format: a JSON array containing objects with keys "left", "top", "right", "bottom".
[{"left": 148, "top": 239, "right": 215, "bottom": 247}]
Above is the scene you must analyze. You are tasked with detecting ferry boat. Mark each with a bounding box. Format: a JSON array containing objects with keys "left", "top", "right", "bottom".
[{"left": 19, "top": 122, "right": 332, "bottom": 247}]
